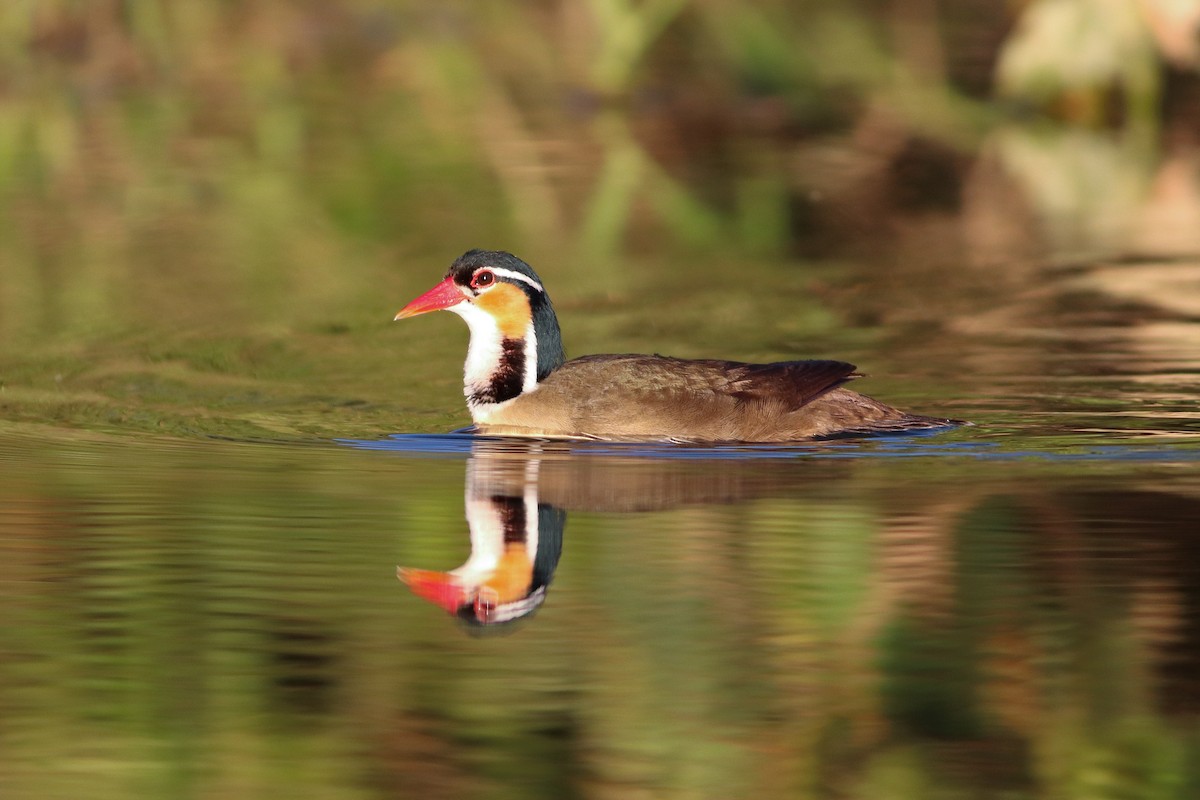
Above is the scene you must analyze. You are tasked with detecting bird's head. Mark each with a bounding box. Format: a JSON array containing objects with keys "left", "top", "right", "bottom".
[{"left": 395, "top": 250, "right": 565, "bottom": 385}]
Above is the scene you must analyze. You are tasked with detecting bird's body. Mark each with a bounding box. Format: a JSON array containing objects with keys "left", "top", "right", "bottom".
[
  {"left": 396, "top": 250, "right": 961, "bottom": 442},
  {"left": 469, "top": 354, "right": 944, "bottom": 441}
]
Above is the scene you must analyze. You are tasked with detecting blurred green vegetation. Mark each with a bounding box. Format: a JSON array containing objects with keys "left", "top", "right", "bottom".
[{"left": 2, "top": 0, "right": 1196, "bottom": 440}]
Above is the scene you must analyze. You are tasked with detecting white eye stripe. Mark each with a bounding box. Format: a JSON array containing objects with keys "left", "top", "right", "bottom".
[{"left": 481, "top": 267, "right": 544, "bottom": 294}]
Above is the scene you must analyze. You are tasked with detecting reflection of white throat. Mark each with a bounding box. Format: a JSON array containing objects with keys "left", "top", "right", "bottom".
[
  {"left": 453, "top": 455, "right": 541, "bottom": 590},
  {"left": 453, "top": 495, "right": 506, "bottom": 587}
]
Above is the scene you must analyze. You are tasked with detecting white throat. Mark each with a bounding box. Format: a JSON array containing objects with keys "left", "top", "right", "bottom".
[{"left": 448, "top": 301, "right": 538, "bottom": 423}]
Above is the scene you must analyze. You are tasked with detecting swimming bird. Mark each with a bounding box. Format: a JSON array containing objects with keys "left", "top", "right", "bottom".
[{"left": 395, "top": 250, "right": 960, "bottom": 441}]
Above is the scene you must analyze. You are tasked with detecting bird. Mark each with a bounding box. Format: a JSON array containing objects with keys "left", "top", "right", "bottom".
[{"left": 394, "top": 250, "right": 962, "bottom": 442}]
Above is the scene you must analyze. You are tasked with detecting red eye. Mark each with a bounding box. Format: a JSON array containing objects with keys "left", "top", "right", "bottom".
[{"left": 472, "top": 270, "right": 494, "bottom": 289}]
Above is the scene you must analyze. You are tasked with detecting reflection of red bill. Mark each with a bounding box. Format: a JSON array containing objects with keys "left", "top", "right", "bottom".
[{"left": 397, "top": 567, "right": 469, "bottom": 613}]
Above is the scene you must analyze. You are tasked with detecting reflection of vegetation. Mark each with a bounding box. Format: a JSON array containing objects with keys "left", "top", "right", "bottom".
[
  {"left": 3, "top": 440, "right": 1199, "bottom": 797},
  {"left": 987, "top": 124, "right": 1159, "bottom": 255}
]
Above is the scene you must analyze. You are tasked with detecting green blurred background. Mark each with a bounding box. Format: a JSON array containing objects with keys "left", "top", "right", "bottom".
[{"left": 2, "top": 0, "right": 1199, "bottom": 439}]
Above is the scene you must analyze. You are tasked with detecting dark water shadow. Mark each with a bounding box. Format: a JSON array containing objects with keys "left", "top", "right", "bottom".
[{"left": 340, "top": 428, "right": 1200, "bottom": 463}]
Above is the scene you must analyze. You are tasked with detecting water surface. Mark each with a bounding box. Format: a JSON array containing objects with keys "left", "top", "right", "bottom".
[
  {"left": 4, "top": 237, "right": 1200, "bottom": 798},
  {"left": 4, "top": 357, "right": 1200, "bottom": 798}
]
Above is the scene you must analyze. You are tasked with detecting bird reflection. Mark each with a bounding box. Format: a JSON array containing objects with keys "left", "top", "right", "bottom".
[
  {"left": 395, "top": 437, "right": 850, "bottom": 628},
  {"left": 398, "top": 446, "right": 564, "bottom": 627}
]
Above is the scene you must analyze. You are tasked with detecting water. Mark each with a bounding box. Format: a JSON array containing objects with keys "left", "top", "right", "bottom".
[
  {"left": 3, "top": 373, "right": 1200, "bottom": 798},
  {"left": 4, "top": 247, "right": 1200, "bottom": 798}
]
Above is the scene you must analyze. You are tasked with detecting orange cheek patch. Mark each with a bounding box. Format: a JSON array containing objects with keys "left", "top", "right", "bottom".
[
  {"left": 482, "top": 544, "right": 535, "bottom": 604},
  {"left": 475, "top": 284, "right": 532, "bottom": 338}
]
